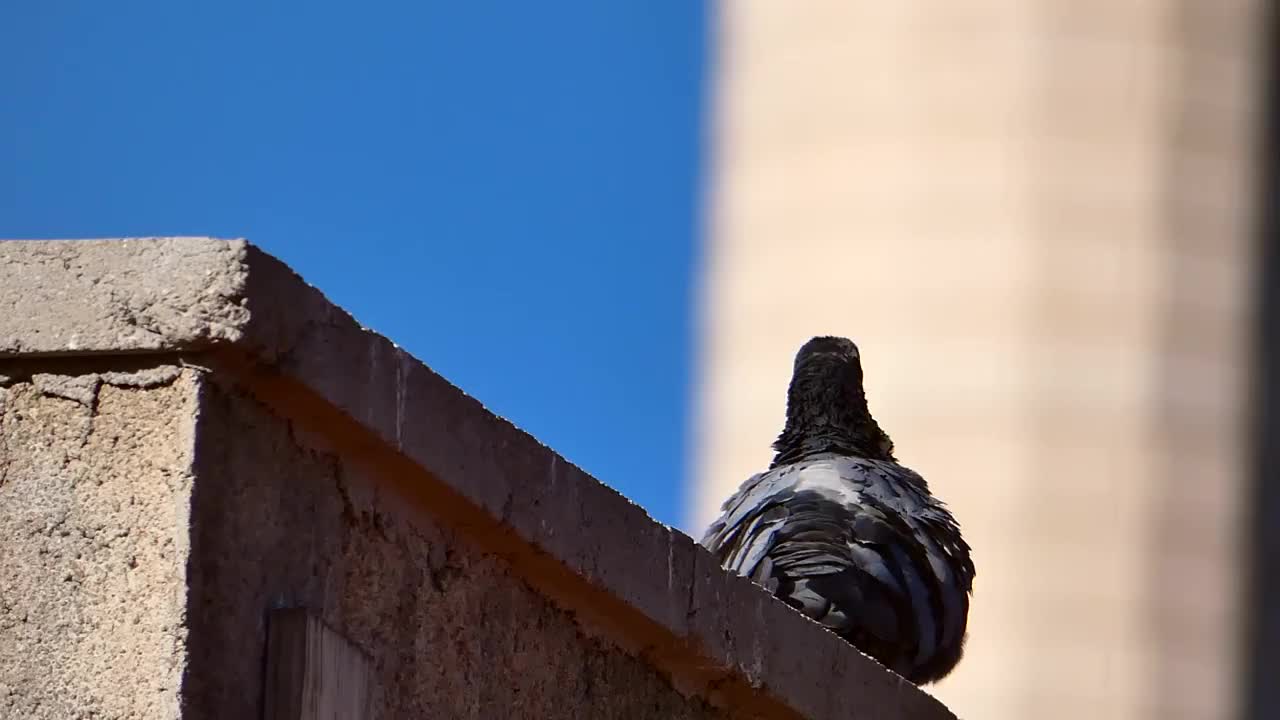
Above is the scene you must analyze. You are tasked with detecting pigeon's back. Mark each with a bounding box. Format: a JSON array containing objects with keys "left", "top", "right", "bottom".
[{"left": 702, "top": 453, "right": 974, "bottom": 684}]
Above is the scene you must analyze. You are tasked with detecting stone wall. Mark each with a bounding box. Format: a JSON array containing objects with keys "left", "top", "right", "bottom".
[{"left": 0, "top": 238, "right": 955, "bottom": 720}]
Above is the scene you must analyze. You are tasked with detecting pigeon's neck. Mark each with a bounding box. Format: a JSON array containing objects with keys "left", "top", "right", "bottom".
[{"left": 770, "top": 371, "right": 895, "bottom": 467}]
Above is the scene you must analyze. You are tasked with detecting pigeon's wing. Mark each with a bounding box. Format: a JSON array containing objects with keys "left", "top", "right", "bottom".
[
  {"left": 700, "top": 456, "right": 973, "bottom": 684},
  {"left": 701, "top": 466, "right": 797, "bottom": 576},
  {"left": 854, "top": 461, "right": 975, "bottom": 663}
]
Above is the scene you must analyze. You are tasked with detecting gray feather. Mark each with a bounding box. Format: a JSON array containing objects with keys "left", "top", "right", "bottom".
[{"left": 701, "top": 336, "right": 975, "bottom": 685}]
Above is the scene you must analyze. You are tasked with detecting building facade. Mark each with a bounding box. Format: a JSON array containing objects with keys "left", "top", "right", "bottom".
[{"left": 690, "top": 3, "right": 1268, "bottom": 718}]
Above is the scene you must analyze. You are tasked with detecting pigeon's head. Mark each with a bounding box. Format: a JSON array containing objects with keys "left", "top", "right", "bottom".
[
  {"left": 795, "top": 335, "right": 860, "bottom": 364},
  {"left": 793, "top": 335, "right": 864, "bottom": 388},
  {"left": 773, "top": 335, "right": 894, "bottom": 464}
]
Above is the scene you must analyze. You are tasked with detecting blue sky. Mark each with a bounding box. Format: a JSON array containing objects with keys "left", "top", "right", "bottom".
[{"left": 1, "top": 2, "right": 710, "bottom": 528}]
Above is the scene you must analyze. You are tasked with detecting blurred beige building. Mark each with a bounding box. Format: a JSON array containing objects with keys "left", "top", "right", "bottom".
[{"left": 689, "top": 3, "right": 1268, "bottom": 719}]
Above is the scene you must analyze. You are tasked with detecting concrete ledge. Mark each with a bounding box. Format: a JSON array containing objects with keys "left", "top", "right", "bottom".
[{"left": 0, "top": 238, "right": 953, "bottom": 719}]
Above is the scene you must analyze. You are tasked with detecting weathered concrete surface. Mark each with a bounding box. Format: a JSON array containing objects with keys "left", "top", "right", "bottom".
[
  {"left": 0, "top": 239, "right": 248, "bottom": 355},
  {"left": 0, "top": 238, "right": 956, "bottom": 719},
  {"left": 0, "top": 365, "right": 196, "bottom": 719},
  {"left": 185, "top": 370, "right": 724, "bottom": 719}
]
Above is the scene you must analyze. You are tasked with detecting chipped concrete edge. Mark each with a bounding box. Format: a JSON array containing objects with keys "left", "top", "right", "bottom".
[
  {"left": 0, "top": 238, "right": 251, "bottom": 356},
  {"left": 0, "top": 238, "right": 955, "bottom": 720}
]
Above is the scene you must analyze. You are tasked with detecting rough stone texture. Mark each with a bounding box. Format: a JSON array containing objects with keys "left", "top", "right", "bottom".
[
  {"left": 0, "top": 238, "right": 249, "bottom": 355},
  {"left": 184, "top": 371, "right": 724, "bottom": 720},
  {"left": 0, "top": 366, "right": 197, "bottom": 719},
  {"left": 0, "top": 238, "right": 955, "bottom": 719}
]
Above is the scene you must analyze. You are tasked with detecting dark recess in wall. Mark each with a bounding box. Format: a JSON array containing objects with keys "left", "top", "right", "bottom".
[{"left": 1247, "top": 4, "right": 1280, "bottom": 719}]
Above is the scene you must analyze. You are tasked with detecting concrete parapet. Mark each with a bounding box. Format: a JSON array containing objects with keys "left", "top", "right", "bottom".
[{"left": 0, "top": 238, "right": 954, "bottom": 719}]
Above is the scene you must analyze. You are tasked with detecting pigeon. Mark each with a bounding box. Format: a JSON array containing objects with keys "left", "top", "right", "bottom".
[{"left": 701, "top": 336, "right": 974, "bottom": 684}]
